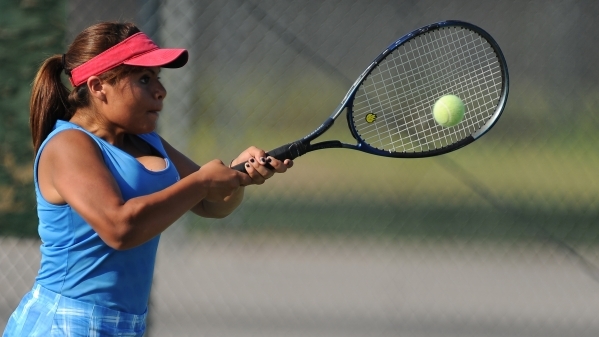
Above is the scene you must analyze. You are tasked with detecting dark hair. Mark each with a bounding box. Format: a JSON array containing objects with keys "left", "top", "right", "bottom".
[{"left": 29, "top": 22, "right": 141, "bottom": 154}]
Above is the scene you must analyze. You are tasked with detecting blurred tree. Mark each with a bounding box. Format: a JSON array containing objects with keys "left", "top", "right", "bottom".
[{"left": 0, "top": 0, "right": 66, "bottom": 237}]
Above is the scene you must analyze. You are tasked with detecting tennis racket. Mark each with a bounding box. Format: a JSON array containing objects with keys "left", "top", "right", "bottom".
[{"left": 232, "top": 20, "right": 508, "bottom": 172}]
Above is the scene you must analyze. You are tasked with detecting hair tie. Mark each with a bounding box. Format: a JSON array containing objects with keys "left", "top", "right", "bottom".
[{"left": 62, "top": 54, "right": 71, "bottom": 76}]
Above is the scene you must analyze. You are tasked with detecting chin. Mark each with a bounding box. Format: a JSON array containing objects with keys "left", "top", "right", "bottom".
[
  {"left": 136, "top": 121, "right": 158, "bottom": 134},
  {"left": 143, "top": 114, "right": 159, "bottom": 131},
  {"left": 145, "top": 122, "right": 158, "bottom": 134}
]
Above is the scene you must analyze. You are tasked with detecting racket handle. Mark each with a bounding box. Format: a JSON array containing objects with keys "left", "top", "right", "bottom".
[{"left": 231, "top": 141, "right": 306, "bottom": 173}]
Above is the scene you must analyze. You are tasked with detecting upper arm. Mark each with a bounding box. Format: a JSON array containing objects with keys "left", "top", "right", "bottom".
[
  {"left": 159, "top": 136, "right": 211, "bottom": 216},
  {"left": 39, "top": 130, "right": 128, "bottom": 246},
  {"left": 159, "top": 136, "right": 201, "bottom": 179}
]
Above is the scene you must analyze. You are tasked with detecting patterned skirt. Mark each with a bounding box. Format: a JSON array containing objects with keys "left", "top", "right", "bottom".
[{"left": 3, "top": 283, "right": 147, "bottom": 337}]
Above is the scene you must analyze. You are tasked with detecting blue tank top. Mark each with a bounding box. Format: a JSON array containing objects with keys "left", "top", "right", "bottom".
[{"left": 34, "top": 120, "right": 180, "bottom": 314}]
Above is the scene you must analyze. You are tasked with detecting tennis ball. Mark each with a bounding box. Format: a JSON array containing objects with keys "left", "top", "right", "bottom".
[{"left": 432, "top": 95, "right": 465, "bottom": 127}]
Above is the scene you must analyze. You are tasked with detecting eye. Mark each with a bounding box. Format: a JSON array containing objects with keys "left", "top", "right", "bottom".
[{"left": 139, "top": 75, "right": 151, "bottom": 84}]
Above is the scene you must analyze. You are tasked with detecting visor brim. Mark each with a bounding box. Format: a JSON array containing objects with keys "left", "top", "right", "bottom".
[{"left": 123, "top": 49, "right": 188, "bottom": 69}]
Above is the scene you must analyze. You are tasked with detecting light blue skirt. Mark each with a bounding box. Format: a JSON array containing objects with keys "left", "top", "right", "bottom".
[{"left": 3, "top": 283, "right": 147, "bottom": 337}]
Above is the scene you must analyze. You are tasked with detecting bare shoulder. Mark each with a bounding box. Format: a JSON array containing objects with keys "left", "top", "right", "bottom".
[
  {"left": 38, "top": 129, "right": 104, "bottom": 176},
  {"left": 37, "top": 129, "right": 107, "bottom": 204},
  {"left": 43, "top": 129, "right": 101, "bottom": 158}
]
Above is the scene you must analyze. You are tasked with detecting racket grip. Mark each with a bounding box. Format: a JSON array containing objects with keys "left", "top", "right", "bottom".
[{"left": 231, "top": 141, "right": 306, "bottom": 173}]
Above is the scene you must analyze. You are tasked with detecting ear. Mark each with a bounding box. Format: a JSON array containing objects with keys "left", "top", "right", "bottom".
[{"left": 86, "top": 76, "right": 107, "bottom": 102}]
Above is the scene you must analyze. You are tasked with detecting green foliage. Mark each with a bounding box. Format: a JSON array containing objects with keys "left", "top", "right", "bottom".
[{"left": 0, "top": 0, "right": 66, "bottom": 237}]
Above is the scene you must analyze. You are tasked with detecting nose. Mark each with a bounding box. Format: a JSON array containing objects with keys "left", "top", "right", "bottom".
[{"left": 155, "top": 82, "right": 167, "bottom": 101}]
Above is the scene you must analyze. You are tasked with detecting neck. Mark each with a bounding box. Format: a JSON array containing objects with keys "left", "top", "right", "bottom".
[{"left": 70, "top": 109, "right": 126, "bottom": 146}]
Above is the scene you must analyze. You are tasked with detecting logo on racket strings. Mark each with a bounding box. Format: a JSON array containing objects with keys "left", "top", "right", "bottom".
[{"left": 365, "top": 113, "right": 377, "bottom": 123}]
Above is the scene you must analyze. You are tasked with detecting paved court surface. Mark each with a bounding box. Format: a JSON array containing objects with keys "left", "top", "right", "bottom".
[{"left": 2, "top": 235, "right": 599, "bottom": 336}]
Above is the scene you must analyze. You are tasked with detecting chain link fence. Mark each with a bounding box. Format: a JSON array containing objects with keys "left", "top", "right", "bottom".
[{"left": 2, "top": 0, "right": 599, "bottom": 336}]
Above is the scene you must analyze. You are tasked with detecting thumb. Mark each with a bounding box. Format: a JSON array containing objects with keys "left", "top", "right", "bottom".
[{"left": 237, "top": 170, "right": 252, "bottom": 186}]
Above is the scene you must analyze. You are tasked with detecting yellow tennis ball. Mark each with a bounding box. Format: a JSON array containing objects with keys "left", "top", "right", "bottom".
[{"left": 433, "top": 95, "right": 465, "bottom": 127}]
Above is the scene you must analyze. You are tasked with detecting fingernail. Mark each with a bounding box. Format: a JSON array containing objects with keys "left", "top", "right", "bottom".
[
  {"left": 245, "top": 163, "right": 250, "bottom": 168},
  {"left": 260, "top": 157, "right": 266, "bottom": 163},
  {"left": 266, "top": 158, "right": 272, "bottom": 163},
  {"left": 249, "top": 158, "right": 255, "bottom": 163}
]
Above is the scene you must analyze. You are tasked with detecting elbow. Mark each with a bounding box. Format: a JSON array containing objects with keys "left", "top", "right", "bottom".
[
  {"left": 97, "top": 214, "right": 142, "bottom": 251},
  {"left": 206, "top": 211, "right": 231, "bottom": 220},
  {"left": 94, "top": 200, "right": 157, "bottom": 250},
  {"left": 191, "top": 201, "right": 234, "bottom": 219},
  {"left": 105, "top": 242, "right": 129, "bottom": 251},
  {"left": 105, "top": 232, "right": 151, "bottom": 251},
  {"left": 191, "top": 200, "right": 235, "bottom": 219},
  {"left": 191, "top": 207, "right": 232, "bottom": 219},
  {"left": 106, "top": 237, "right": 135, "bottom": 251},
  {"left": 194, "top": 192, "right": 244, "bottom": 219},
  {"left": 100, "top": 227, "right": 137, "bottom": 251}
]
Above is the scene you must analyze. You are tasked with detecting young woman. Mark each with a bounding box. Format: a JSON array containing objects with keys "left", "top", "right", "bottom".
[{"left": 2, "top": 22, "right": 292, "bottom": 337}]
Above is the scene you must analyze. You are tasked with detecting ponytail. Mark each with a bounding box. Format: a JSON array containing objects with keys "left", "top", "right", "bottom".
[
  {"left": 29, "top": 55, "right": 71, "bottom": 154},
  {"left": 29, "top": 22, "right": 142, "bottom": 154}
]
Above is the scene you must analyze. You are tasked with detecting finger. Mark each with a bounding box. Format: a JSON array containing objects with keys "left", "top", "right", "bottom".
[
  {"left": 231, "top": 147, "right": 264, "bottom": 168},
  {"left": 265, "top": 157, "right": 289, "bottom": 173},
  {"left": 246, "top": 146, "right": 267, "bottom": 160},
  {"left": 253, "top": 156, "right": 275, "bottom": 178},
  {"left": 245, "top": 161, "right": 268, "bottom": 184},
  {"left": 238, "top": 163, "right": 256, "bottom": 185}
]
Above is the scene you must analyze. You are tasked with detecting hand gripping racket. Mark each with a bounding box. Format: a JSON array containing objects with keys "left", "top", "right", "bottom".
[{"left": 232, "top": 20, "right": 509, "bottom": 172}]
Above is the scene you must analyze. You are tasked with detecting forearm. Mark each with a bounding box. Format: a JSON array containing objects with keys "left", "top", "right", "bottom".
[
  {"left": 112, "top": 174, "right": 207, "bottom": 249},
  {"left": 191, "top": 186, "right": 245, "bottom": 218},
  {"left": 114, "top": 173, "right": 245, "bottom": 248}
]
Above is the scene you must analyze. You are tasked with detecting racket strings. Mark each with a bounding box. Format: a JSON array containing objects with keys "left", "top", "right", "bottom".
[
  {"left": 394, "top": 31, "right": 496, "bottom": 146},
  {"left": 352, "top": 27, "right": 503, "bottom": 153},
  {"left": 394, "top": 29, "right": 499, "bottom": 147}
]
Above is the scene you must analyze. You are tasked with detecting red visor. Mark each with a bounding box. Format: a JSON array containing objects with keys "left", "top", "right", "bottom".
[{"left": 69, "top": 32, "right": 188, "bottom": 87}]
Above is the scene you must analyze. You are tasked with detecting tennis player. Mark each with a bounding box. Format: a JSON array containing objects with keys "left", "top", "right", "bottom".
[{"left": 2, "top": 21, "right": 292, "bottom": 337}]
